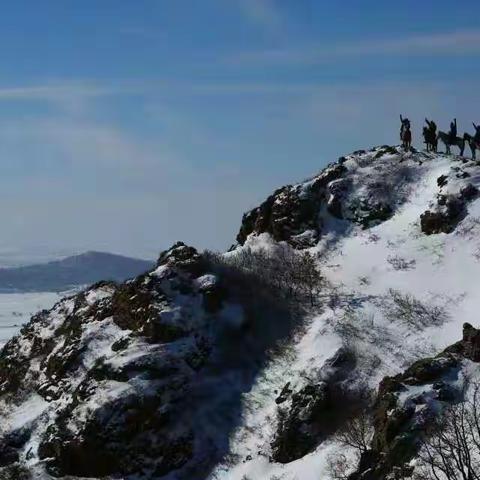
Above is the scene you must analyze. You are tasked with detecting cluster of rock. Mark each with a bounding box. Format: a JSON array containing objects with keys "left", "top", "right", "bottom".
[
  {"left": 421, "top": 164, "right": 479, "bottom": 235},
  {"left": 0, "top": 242, "right": 229, "bottom": 479},
  {"left": 236, "top": 146, "right": 429, "bottom": 249},
  {"left": 271, "top": 347, "right": 358, "bottom": 463},
  {"left": 236, "top": 162, "right": 347, "bottom": 248},
  {"left": 350, "top": 323, "right": 480, "bottom": 479}
]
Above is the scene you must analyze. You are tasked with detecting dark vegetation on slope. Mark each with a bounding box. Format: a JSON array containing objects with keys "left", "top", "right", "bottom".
[{"left": 0, "top": 251, "right": 153, "bottom": 292}]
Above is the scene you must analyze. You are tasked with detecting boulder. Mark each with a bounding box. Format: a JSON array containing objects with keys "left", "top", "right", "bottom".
[{"left": 420, "top": 196, "right": 465, "bottom": 234}]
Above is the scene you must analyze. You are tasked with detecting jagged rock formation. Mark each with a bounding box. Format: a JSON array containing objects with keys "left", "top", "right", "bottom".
[
  {"left": 420, "top": 170, "right": 478, "bottom": 235},
  {"left": 350, "top": 323, "right": 480, "bottom": 479},
  {"left": 236, "top": 146, "right": 434, "bottom": 249},
  {"left": 271, "top": 347, "right": 357, "bottom": 463},
  {"left": 0, "top": 242, "right": 230, "bottom": 478},
  {"left": 236, "top": 162, "right": 347, "bottom": 248}
]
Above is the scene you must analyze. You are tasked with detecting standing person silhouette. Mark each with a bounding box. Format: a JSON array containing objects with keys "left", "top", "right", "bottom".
[{"left": 425, "top": 118, "right": 437, "bottom": 137}]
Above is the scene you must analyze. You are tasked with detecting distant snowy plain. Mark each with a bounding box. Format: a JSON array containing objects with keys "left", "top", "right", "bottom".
[{"left": 0, "top": 292, "right": 68, "bottom": 346}]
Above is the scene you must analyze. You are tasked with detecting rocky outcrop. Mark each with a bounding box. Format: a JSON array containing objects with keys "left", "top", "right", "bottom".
[
  {"left": 421, "top": 169, "right": 478, "bottom": 235},
  {"left": 236, "top": 145, "right": 422, "bottom": 248},
  {"left": 236, "top": 163, "right": 347, "bottom": 248},
  {"left": 0, "top": 243, "right": 231, "bottom": 479},
  {"left": 271, "top": 347, "right": 358, "bottom": 463},
  {"left": 420, "top": 194, "right": 466, "bottom": 234},
  {"left": 350, "top": 323, "right": 480, "bottom": 480}
]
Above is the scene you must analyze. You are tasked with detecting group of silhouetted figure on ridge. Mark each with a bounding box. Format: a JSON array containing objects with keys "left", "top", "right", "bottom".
[{"left": 399, "top": 115, "right": 480, "bottom": 159}]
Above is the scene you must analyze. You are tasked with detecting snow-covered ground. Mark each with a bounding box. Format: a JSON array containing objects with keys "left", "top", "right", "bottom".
[
  {"left": 209, "top": 151, "right": 480, "bottom": 480},
  {"left": 0, "top": 147, "right": 478, "bottom": 480},
  {"left": 0, "top": 292, "right": 65, "bottom": 346}
]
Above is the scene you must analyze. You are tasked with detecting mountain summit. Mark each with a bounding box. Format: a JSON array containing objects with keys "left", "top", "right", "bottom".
[{"left": 1, "top": 146, "right": 480, "bottom": 479}]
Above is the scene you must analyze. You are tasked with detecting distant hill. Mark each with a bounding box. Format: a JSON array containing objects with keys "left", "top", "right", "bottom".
[{"left": 0, "top": 251, "right": 153, "bottom": 292}]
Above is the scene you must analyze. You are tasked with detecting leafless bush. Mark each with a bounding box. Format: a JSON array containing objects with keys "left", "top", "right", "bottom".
[
  {"left": 413, "top": 382, "right": 480, "bottom": 480},
  {"left": 205, "top": 246, "right": 324, "bottom": 308},
  {"left": 381, "top": 289, "right": 447, "bottom": 329},
  {"left": 327, "top": 453, "right": 351, "bottom": 480},
  {"left": 387, "top": 255, "right": 416, "bottom": 271},
  {"left": 336, "top": 408, "right": 374, "bottom": 455},
  {"left": 455, "top": 216, "right": 480, "bottom": 239},
  {"left": 333, "top": 309, "right": 393, "bottom": 351},
  {"left": 327, "top": 387, "right": 375, "bottom": 480}
]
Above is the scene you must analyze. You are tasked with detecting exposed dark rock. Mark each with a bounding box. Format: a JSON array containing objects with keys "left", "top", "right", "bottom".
[
  {"left": 275, "top": 382, "right": 293, "bottom": 405},
  {"left": 460, "top": 183, "right": 479, "bottom": 201},
  {"left": 236, "top": 163, "right": 347, "bottom": 248},
  {"left": 437, "top": 174, "right": 448, "bottom": 187},
  {"left": 271, "top": 382, "right": 329, "bottom": 463},
  {"left": 444, "top": 322, "right": 480, "bottom": 361},
  {"left": 271, "top": 347, "right": 358, "bottom": 463},
  {"left": 350, "top": 324, "right": 480, "bottom": 479},
  {"left": 157, "top": 241, "right": 206, "bottom": 277},
  {"left": 327, "top": 178, "right": 350, "bottom": 219},
  {"left": 420, "top": 195, "right": 466, "bottom": 234},
  {"left": 350, "top": 201, "right": 393, "bottom": 229}
]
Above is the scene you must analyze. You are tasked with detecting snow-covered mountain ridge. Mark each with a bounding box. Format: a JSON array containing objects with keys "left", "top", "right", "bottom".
[{"left": 1, "top": 145, "right": 480, "bottom": 479}]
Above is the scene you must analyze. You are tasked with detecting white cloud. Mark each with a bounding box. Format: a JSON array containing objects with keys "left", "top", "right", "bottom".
[
  {"left": 230, "top": 29, "right": 480, "bottom": 65},
  {"left": 0, "top": 81, "right": 141, "bottom": 115}
]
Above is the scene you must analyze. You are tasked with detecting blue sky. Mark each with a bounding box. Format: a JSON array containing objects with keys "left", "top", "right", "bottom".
[{"left": 0, "top": 0, "right": 479, "bottom": 261}]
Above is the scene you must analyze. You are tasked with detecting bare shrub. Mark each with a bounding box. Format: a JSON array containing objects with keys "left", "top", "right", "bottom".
[
  {"left": 333, "top": 309, "right": 393, "bottom": 351},
  {"left": 203, "top": 247, "right": 324, "bottom": 361},
  {"left": 327, "top": 453, "right": 351, "bottom": 480},
  {"left": 205, "top": 246, "right": 324, "bottom": 308},
  {"left": 413, "top": 382, "right": 480, "bottom": 480},
  {"left": 387, "top": 255, "right": 416, "bottom": 271},
  {"left": 455, "top": 216, "right": 480, "bottom": 239},
  {"left": 336, "top": 408, "right": 374, "bottom": 455},
  {"left": 381, "top": 289, "right": 448, "bottom": 329},
  {"left": 327, "top": 387, "right": 375, "bottom": 480}
]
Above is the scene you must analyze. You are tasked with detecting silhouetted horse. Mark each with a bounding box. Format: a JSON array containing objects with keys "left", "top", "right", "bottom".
[
  {"left": 423, "top": 126, "right": 437, "bottom": 152},
  {"left": 464, "top": 133, "right": 480, "bottom": 160},
  {"left": 401, "top": 127, "right": 412, "bottom": 150},
  {"left": 437, "top": 131, "right": 465, "bottom": 156}
]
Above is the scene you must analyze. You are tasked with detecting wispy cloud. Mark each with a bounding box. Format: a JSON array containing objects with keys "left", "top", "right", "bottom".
[
  {"left": 0, "top": 81, "right": 142, "bottom": 114},
  {"left": 236, "top": 0, "right": 283, "bottom": 31},
  {"left": 0, "top": 83, "right": 120, "bottom": 102},
  {"left": 230, "top": 29, "right": 480, "bottom": 65}
]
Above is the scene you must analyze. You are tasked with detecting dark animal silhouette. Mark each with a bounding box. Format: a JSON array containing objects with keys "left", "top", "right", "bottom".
[
  {"left": 464, "top": 133, "right": 478, "bottom": 159},
  {"left": 437, "top": 130, "right": 465, "bottom": 156},
  {"left": 465, "top": 122, "right": 480, "bottom": 159},
  {"left": 400, "top": 115, "right": 412, "bottom": 150},
  {"left": 423, "top": 124, "right": 437, "bottom": 152}
]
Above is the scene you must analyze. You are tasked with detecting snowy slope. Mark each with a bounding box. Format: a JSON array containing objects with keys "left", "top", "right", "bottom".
[
  {"left": 209, "top": 147, "right": 480, "bottom": 480},
  {"left": 1, "top": 146, "right": 480, "bottom": 479}
]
